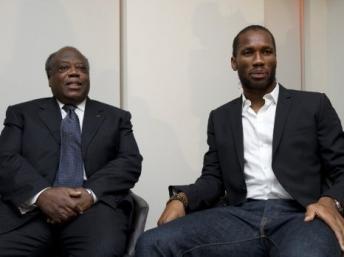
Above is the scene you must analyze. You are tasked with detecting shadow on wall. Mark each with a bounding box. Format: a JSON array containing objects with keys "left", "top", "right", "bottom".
[
  {"left": 132, "top": 96, "right": 192, "bottom": 229},
  {"left": 188, "top": 2, "right": 252, "bottom": 121},
  {"left": 326, "top": 1, "right": 344, "bottom": 123}
]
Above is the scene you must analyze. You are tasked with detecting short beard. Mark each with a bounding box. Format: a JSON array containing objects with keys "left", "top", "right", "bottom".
[{"left": 238, "top": 68, "right": 276, "bottom": 92}]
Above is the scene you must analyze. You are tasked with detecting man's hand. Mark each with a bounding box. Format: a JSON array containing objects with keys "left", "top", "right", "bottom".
[
  {"left": 72, "top": 187, "right": 94, "bottom": 214},
  {"left": 36, "top": 187, "right": 82, "bottom": 224},
  {"left": 305, "top": 196, "right": 344, "bottom": 251},
  {"left": 157, "top": 200, "right": 186, "bottom": 226}
]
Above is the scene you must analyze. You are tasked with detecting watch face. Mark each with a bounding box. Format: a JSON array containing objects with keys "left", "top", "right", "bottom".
[
  {"left": 335, "top": 199, "right": 344, "bottom": 214},
  {"left": 169, "top": 193, "right": 188, "bottom": 208}
]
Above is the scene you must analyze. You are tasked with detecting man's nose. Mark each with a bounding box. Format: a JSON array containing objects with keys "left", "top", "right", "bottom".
[
  {"left": 253, "top": 52, "right": 264, "bottom": 65},
  {"left": 68, "top": 66, "right": 80, "bottom": 76}
]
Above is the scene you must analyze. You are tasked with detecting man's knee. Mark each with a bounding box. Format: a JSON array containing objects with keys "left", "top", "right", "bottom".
[
  {"left": 136, "top": 228, "right": 164, "bottom": 252},
  {"left": 64, "top": 238, "right": 126, "bottom": 257},
  {"left": 275, "top": 219, "right": 342, "bottom": 257},
  {"left": 0, "top": 223, "right": 52, "bottom": 257},
  {"left": 278, "top": 244, "right": 341, "bottom": 257},
  {"left": 136, "top": 225, "right": 181, "bottom": 256}
]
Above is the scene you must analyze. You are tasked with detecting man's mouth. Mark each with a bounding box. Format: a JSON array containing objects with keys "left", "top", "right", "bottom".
[
  {"left": 65, "top": 81, "right": 82, "bottom": 88},
  {"left": 250, "top": 70, "right": 267, "bottom": 79}
]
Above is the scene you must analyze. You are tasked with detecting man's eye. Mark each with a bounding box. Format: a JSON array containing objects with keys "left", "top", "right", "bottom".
[
  {"left": 242, "top": 49, "right": 253, "bottom": 56},
  {"left": 79, "top": 66, "right": 87, "bottom": 71},
  {"left": 263, "top": 49, "right": 273, "bottom": 55},
  {"left": 58, "top": 66, "right": 69, "bottom": 72},
  {"left": 76, "top": 65, "right": 88, "bottom": 72}
]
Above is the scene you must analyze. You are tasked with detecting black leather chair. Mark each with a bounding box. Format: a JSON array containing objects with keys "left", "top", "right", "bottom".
[
  {"left": 50, "top": 191, "right": 149, "bottom": 257},
  {"left": 124, "top": 191, "right": 149, "bottom": 257}
]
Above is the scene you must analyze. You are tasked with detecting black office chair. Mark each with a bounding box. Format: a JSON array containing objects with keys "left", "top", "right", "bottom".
[{"left": 50, "top": 191, "right": 149, "bottom": 257}]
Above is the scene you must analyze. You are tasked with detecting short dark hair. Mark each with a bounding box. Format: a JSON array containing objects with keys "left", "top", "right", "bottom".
[
  {"left": 232, "top": 25, "right": 276, "bottom": 57},
  {"left": 45, "top": 46, "right": 89, "bottom": 78}
]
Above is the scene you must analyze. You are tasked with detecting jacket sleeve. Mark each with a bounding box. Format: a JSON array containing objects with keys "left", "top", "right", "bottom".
[
  {"left": 318, "top": 94, "right": 344, "bottom": 203},
  {"left": 170, "top": 111, "right": 225, "bottom": 212},
  {"left": 0, "top": 106, "right": 50, "bottom": 207},
  {"left": 83, "top": 111, "right": 142, "bottom": 199}
]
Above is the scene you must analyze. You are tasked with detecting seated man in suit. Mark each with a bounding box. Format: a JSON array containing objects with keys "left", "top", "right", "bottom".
[
  {"left": 0, "top": 46, "right": 142, "bottom": 257},
  {"left": 135, "top": 25, "right": 344, "bottom": 257}
]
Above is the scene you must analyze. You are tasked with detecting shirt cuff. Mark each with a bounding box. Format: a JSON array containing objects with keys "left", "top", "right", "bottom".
[
  {"left": 18, "top": 187, "right": 51, "bottom": 214},
  {"left": 85, "top": 188, "right": 98, "bottom": 203}
]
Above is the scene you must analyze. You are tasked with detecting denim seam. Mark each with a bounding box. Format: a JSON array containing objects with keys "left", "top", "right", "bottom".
[
  {"left": 180, "top": 236, "right": 263, "bottom": 257},
  {"left": 265, "top": 236, "right": 279, "bottom": 257}
]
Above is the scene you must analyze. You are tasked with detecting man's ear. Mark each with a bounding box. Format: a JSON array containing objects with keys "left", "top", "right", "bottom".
[{"left": 231, "top": 57, "right": 237, "bottom": 71}]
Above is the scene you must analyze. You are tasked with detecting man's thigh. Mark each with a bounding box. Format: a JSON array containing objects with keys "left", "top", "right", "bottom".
[
  {"left": 270, "top": 215, "right": 342, "bottom": 257},
  {"left": 59, "top": 202, "right": 129, "bottom": 257},
  {"left": 136, "top": 205, "right": 267, "bottom": 257},
  {"left": 0, "top": 216, "right": 53, "bottom": 257}
]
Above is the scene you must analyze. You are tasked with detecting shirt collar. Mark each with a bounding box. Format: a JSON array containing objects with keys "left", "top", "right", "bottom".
[
  {"left": 56, "top": 98, "right": 86, "bottom": 112},
  {"left": 242, "top": 83, "right": 279, "bottom": 110}
]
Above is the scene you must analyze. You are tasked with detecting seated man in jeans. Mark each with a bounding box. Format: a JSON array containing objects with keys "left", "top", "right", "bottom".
[{"left": 135, "top": 25, "right": 344, "bottom": 257}]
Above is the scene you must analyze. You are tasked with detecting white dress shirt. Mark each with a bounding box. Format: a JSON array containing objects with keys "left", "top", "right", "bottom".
[
  {"left": 57, "top": 99, "right": 85, "bottom": 130},
  {"left": 242, "top": 84, "right": 292, "bottom": 200}
]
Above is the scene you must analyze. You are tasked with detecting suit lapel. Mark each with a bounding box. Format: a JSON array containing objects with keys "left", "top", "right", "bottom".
[
  {"left": 81, "top": 99, "right": 105, "bottom": 157},
  {"left": 272, "top": 86, "right": 292, "bottom": 159},
  {"left": 38, "top": 98, "right": 61, "bottom": 144},
  {"left": 229, "top": 97, "right": 244, "bottom": 170}
]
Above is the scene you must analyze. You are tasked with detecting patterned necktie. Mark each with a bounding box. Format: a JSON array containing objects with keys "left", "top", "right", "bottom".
[{"left": 54, "top": 104, "right": 84, "bottom": 187}]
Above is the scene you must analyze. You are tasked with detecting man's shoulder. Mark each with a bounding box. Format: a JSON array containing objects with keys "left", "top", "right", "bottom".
[
  {"left": 283, "top": 87, "right": 324, "bottom": 98},
  {"left": 280, "top": 87, "right": 328, "bottom": 108},
  {"left": 7, "top": 98, "right": 53, "bottom": 110},
  {"left": 212, "top": 96, "right": 242, "bottom": 114},
  {"left": 86, "top": 99, "right": 130, "bottom": 116}
]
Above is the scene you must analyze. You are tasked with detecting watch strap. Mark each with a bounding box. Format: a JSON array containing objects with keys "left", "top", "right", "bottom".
[{"left": 166, "top": 192, "right": 188, "bottom": 208}]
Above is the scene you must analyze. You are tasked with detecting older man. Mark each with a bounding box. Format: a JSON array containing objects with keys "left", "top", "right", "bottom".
[{"left": 0, "top": 46, "right": 142, "bottom": 257}]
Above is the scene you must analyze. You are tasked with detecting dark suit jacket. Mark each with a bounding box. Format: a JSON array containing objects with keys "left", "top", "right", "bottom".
[
  {"left": 172, "top": 86, "right": 344, "bottom": 212},
  {"left": 0, "top": 97, "right": 142, "bottom": 233}
]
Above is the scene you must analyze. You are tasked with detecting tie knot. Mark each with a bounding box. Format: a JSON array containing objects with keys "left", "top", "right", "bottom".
[{"left": 63, "top": 104, "right": 76, "bottom": 113}]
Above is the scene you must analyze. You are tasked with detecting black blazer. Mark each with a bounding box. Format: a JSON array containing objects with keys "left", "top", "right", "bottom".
[
  {"left": 173, "top": 86, "right": 344, "bottom": 212},
  {"left": 0, "top": 97, "right": 142, "bottom": 233}
]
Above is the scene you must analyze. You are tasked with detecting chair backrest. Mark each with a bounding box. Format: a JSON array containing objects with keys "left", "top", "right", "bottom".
[{"left": 124, "top": 191, "right": 149, "bottom": 257}]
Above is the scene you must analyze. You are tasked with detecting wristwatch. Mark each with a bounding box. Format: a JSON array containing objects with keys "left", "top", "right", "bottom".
[
  {"left": 334, "top": 199, "right": 344, "bottom": 215},
  {"left": 166, "top": 192, "right": 188, "bottom": 208}
]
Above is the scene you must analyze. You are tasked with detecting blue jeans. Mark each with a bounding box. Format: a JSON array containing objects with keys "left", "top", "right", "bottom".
[{"left": 135, "top": 199, "right": 341, "bottom": 257}]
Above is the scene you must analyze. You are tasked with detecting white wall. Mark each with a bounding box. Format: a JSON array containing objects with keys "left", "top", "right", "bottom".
[
  {"left": 304, "top": 0, "right": 344, "bottom": 122},
  {"left": 0, "top": 0, "right": 120, "bottom": 129},
  {"left": 265, "top": 0, "right": 302, "bottom": 90},
  {"left": 0, "top": 0, "right": 308, "bottom": 230},
  {"left": 122, "top": 0, "right": 301, "bottom": 229}
]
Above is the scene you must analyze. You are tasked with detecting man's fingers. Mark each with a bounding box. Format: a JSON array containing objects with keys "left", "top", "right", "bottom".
[
  {"left": 157, "top": 209, "right": 175, "bottom": 226},
  {"left": 304, "top": 206, "right": 316, "bottom": 222},
  {"left": 306, "top": 198, "right": 344, "bottom": 251},
  {"left": 329, "top": 216, "right": 344, "bottom": 251},
  {"left": 75, "top": 204, "right": 84, "bottom": 214},
  {"left": 64, "top": 205, "right": 79, "bottom": 216},
  {"left": 157, "top": 200, "right": 186, "bottom": 226},
  {"left": 157, "top": 213, "right": 170, "bottom": 226},
  {"left": 157, "top": 214, "right": 171, "bottom": 226},
  {"left": 68, "top": 189, "right": 82, "bottom": 197},
  {"left": 71, "top": 189, "right": 94, "bottom": 214},
  {"left": 333, "top": 227, "right": 344, "bottom": 251},
  {"left": 46, "top": 218, "right": 54, "bottom": 224}
]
